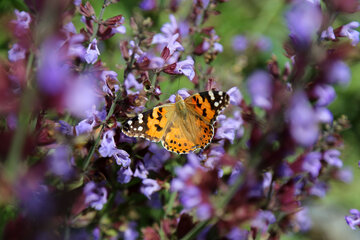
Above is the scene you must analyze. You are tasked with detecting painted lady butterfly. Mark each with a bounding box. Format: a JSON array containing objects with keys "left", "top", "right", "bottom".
[{"left": 122, "top": 90, "right": 230, "bottom": 154}]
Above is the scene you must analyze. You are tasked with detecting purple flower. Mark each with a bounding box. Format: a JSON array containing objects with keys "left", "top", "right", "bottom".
[
  {"left": 321, "top": 26, "right": 336, "bottom": 40},
  {"left": 295, "top": 207, "right": 312, "bottom": 232},
  {"left": 37, "top": 39, "right": 70, "bottom": 95},
  {"left": 74, "top": 0, "right": 82, "bottom": 6},
  {"left": 144, "top": 143, "right": 171, "bottom": 172},
  {"left": 84, "top": 182, "right": 107, "bottom": 210},
  {"left": 339, "top": 22, "right": 360, "bottom": 46},
  {"left": 302, "top": 152, "right": 321, "bottom": 178},
  {"left": 47, "top": 145, "right": 73, "bottom": 180},
  {"left": 346, "top": 209, "right": 360, "bottom": 230},
  {"left": 140, "top": 179, "right": 161, "bottom": 199},
  {"left": 247, "top": 70, "right": 273, "bottom": 110},
  {"left": 288, "top": 92, "right": 319, "bottom": 146},
  {"left": 173, "top": 56, "right": 195, "bottom": 81},
  {"left": 124, "top": 73, "right": 143, "bottom": 94},
  {"left": 75, "top": 118, "right": 94, "bottom": 135},
  {"left": 117, "top": 167, "right": 133, "bottom": 184},
  {"left": 124, "top": 222, "right": 139, "bottom": 240},
  {"left": 196, "top": 203, "right": 212, "bottom": 220},
  {"left": 228, "top": 162, "right": 244, "bottom": 185},
  {"left": 84, "top": 39, "right": 100, "bottom": 64},
  {"left": 139, "top": 0, "right": 156, "bottom": 11},
  {"left": 165, "top": 33, "right": 184, "bottom": 57},
  {"left": 13, "top": 9, "right": 31, "bottom": 31},
  {"left": 65, "top": 76, "right": 100, "bottom": 118},
  {"left": 98, "top": 130, "right": 117, "bottom": 157},
  {"left": 227, "top": 87, "right": 242, "bottom": 106},
  {"left": 313, "top": 84, "right": 336, "bottom": 107},
  {"left": 114, "top": 150, "right": 131, "bottom": 167},
  {"left": 315, "top": 107, "right": 333, "bottom": 123},
  {"left": 110, "top": 16, "right": 126, "bottom": 35},
  {"left": 101, "top": 70, "right": 119, "bottom": 95},
  {"left": 180, "top": 186, "right": 202, "bottom": 209},
  {"left": 285, "top": 1, "right": 322, "bottom": 43},
  {"left": 215, "top": 111, "right": 244, "bottom": 143},
  {"left": 205, "top": 146, "right": 225, "bottom": 169},
  {"left": 326, "top": 60, "right": 351, "bottom": 85},
  {"left": 323, "top": 149, "right": 343, "bottom": 168},
  {"left": 336, "top": 168, "right": 353, "bottom": 183},
  {"left": 134, "top": 162, "right": 149, "bottom": 179},
  {"left": 255, "top": 36, "right": 272, "bottom": 52},
  {"left": 8, "top": 43, "right": 26, "bottom": 62},
  {"left": 232, "top": 35, "right": 248, "bottom": 52},
  {"left": 309, "top": 181, "right": 327, "bottom": 197},
  {"left": 251, "top": 210, "right": 276, "bottom": 234},
  {"left": 226, "top": 227, "right": 249, "bottom": 240},
  {"left": 168, "top": 89, "right": 191, "bottom": 103}
]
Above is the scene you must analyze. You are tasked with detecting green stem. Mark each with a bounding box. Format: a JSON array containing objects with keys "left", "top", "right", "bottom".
[
  {"left": 5, "top": 52, "right": 35, "bottom": 181},
  {"left": 90, "top": 0, "right": 110, "bottom": 41},
  {"left": 165, "top": 191, "right": 177, "bottom": 216}
]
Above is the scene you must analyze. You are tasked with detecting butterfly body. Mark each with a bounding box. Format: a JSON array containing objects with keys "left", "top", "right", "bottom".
[{"left": 122, "top": 91, "right": 230, "bottom": 154}]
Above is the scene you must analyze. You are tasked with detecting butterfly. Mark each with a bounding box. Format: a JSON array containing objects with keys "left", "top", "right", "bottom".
[{"left": 122, "top": 90, "right": 230, "bottom": 154}]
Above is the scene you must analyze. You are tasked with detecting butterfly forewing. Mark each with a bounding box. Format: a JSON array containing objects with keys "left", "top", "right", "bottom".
[
  {"left": 184, "top": 90, "right": 230, "bottom": 124},
  {"left": 122, "top": 104, "right": 175, "bottom": 142}
]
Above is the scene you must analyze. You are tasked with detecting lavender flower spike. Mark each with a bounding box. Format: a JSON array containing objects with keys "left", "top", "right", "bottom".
[
  {"left": 84, "top": 182, "right": 107, "bottom": 210},
  {"left": 140, "top": 179, "right": 161, "bottom": 199},
  {"left": 346, "top": 209, "right": 360, "bottom": 230}
]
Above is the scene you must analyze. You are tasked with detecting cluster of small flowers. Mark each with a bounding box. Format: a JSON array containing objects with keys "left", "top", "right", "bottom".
[{"left": 1, "top": 0, "right": 359, "bottom": 239}]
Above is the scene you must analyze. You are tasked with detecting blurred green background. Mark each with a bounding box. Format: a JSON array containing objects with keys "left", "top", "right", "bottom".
[{"left": 1, "top": 0, "right": 360, "bottom": 239}]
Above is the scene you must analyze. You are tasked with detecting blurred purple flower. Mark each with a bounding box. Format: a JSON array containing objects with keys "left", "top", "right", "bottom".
[
  {"left": 255, "top": 36, "right": 272, "bottom": 52},
  {"left": 168, "top": 89, "right": 191, "bottom": 103},
  {"left": 227, "top": 86, "right": 243, "bottom": 106},
  {"left": 110, "top": 16, "right": 126, "bottom": 35},
  {"left": 339, "top": 21, "right": 360, "bottom": 46},
  {"left": 37, "top": 39, "right": 70, "bottom": 95},
  {"left": 84, "top": 39, "right": 100, "bottom": 64},
  {"left": 326, "top": 60, "right": 351, "bottom": 85},
  {"left": 13, "top": 9, "right": 31, "bottom": 31},
  {"left": 295, "top": 207, "right": 312, "bottom": 232},
  {"left": 313, "top": 84, "right": 336, "bottom": 107},
  {"left": 215, "top": 111, "right": 244, "bottom": 143},
  {"left": 179, "top": 21, "right": 189, "bottom": 38},
  {"left": 74, "top": 0, "right": 82, "bottom": 6},
  {"left": 84, "top": 182, "right": 107, "bottom": 210},
  {"left": 124, "top": 73, "right": 143, "bottom": 94},
  {"left": 172, "top": 56, "right": 195, "bottom": 81},
  {"left": 65, "top": 76, "right": 100, "bottom": 118},
  {"left": 262, "top": 172, "right": 272, "bottom": 189},
  {"left": 321, "top": 26, "right": 336, "bottom": 40},
  {"left": 285, "top": 1, "right": 322, "bottom": 43},
  {"left": 336, "top": 168, "right": 353, "bottom": 183},
  {"left": 323, "top": 149, "right": 342, "bottom": 168},
  {"left": 302, "top": 151, "right": 321, "bottom": 178},
  {"left": 309, "top": 181, "right": 327, "bottom": 197},
  {"left": 124, "top": 222, "right": 139, "bottom": 240},
  {"left": 228, "top": 162, "right": 244, "bottom": 185},
  {"left": 205, "top": 145, "right": 225, "bottom": 169},
  {"left": 48, "top": 145, "right": 73, "bottom": 180},
  {"left": 134, "top": 162, "right": 149, "bottom": 179},
  {"left": 140, "top": 179, "right": 160, "bottom": 199},
  {"left": 226, "top": 227, "right": 249, "bottom": 240},
  {"left": 232, "top": 35, "right": 248, "bottom": 52},
  {"left": 345, "top": 209, "right": 360, "bottom": 230},
  {"left": 196, "top": 203, "right": 212, "bottom": 220},
  {"left": 165, "top": 33, "right": 184, "bottom": 57},
  {"left": 247, "top": 70, "right": 273, "bottom": 110},
  {"left": 251, "top": 210, "right": 276, "bottom": 234},
  {"left": 21, "top": 185, "right": 54, "bottom": 218},
  {"left": 315, "top": 107, "right": 333, "bottom": 123},
  {"left": 144, "top": 143, "right": 171, "bottom": 172},
  {"left": 139, "top": 0, "right": 157, "bottom": 11},
  {"left": 117, "top": 167, "right": 133, "bottom": 184},
  {"left": 288, "top": 91, "right": 319, "bottom": 146},
  {"left": 276, "top": 162, "right": 294, "bottom": 178},
  {"left": 8, "top": 43, "right": 26, "bottom": 62},
  {"left": 180, "top": 185, "right": 202, "bottom": 209},
  {"left": 152, "top": 14, "right": 178, "bottom": 44},
  {"left": 92, "top": 227, "right": 100, "bottom": 240}
]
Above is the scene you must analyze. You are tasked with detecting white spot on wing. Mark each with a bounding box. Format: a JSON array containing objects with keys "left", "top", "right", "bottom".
[
  {"left": 209, "top": 91, "right": 215, "bottom": 100},
  {"left": 138, "top": 126, "right": 143, "bottom": 131},
  {"left": 214, "top": 102, "right": 219, "bottom": 107},
  {"left": 128, "top": 120, "right": 132, "bottom": 125}
]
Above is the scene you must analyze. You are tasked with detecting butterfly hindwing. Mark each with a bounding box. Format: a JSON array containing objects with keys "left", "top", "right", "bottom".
[
  {"left": 122, "top": 104, "right": 175, "bottom": 142},
  {"left": 184, "top": 90, "right": 230, "bottom": 124}
]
